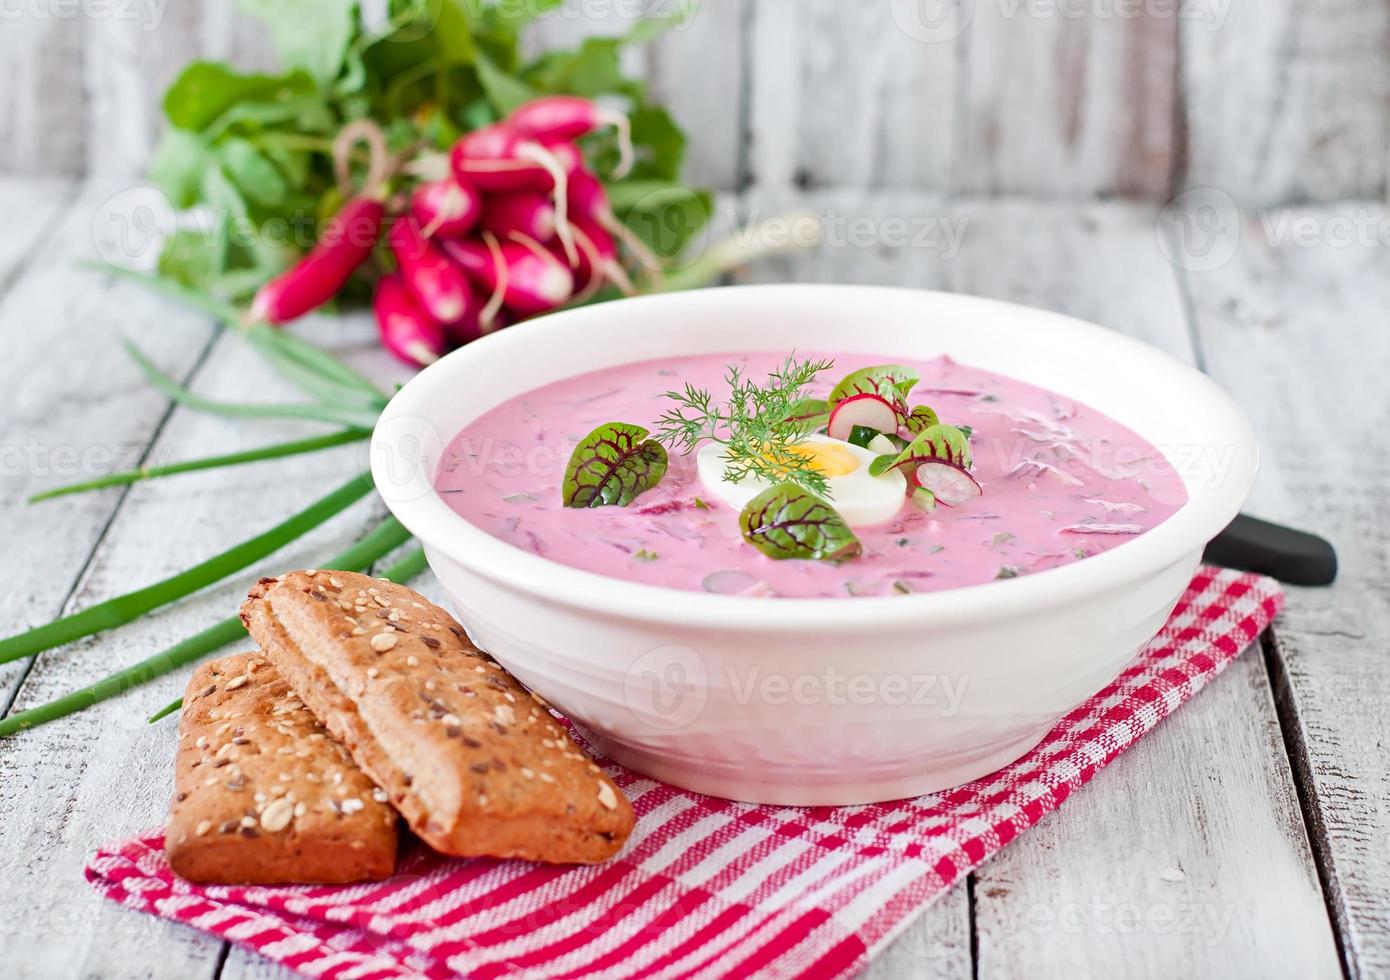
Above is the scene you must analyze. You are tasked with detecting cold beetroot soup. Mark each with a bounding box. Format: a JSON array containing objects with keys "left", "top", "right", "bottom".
[{"left": 433, "top": 351, "right": 1187, "bottom": 598}]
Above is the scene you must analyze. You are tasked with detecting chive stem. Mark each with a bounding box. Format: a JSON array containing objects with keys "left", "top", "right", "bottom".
[
  {"left": 2, "top": 517, "right": 415, "bottom": 738},
  {"left": 0, "top": 472, "right": 375, "bottom": 666},
  {"left": 85, "top": 261, "right": 244, "bottom": 323},
  {"left": 28, "top": 430, "right": 369, "bottom": 503},
  {"left": 124, "top": 340, "right": 384, "bottom": 429},
  {"left": 242, "top": 324, "right": 388, "bottom": 404}
]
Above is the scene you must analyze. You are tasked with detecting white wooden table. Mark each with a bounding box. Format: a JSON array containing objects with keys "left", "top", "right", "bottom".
[{"left": 0, "top": 177, "right": 1383, "bottom": 979}]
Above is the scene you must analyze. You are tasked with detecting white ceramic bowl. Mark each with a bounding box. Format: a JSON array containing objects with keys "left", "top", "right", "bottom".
[{"left": 371, "top": 285, "right": 1257, "bottom": 805}]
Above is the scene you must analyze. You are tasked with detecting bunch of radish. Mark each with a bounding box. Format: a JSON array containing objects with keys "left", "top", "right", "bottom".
[{"left": 249, "top": 96, "right": 653, "bottom": 367}]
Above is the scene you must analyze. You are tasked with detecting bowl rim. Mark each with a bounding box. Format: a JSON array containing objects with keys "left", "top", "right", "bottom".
[{"left": 372, "top": 284, "right": 1258, "bottom": 632}]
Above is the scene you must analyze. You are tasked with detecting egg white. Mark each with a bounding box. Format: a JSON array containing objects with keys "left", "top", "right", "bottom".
[{"left": 696, "top": 433, "right": 907, "bottom": 527}]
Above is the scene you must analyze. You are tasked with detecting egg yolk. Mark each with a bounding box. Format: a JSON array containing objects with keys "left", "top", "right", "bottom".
[{"left": 767, "top": 441, "right": 860, "bottom": 478}]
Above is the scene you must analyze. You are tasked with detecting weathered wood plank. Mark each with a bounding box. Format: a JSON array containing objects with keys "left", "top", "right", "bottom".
[
  {"left": 0, "top": 15, "right": 87, "bottom": 174},
  {"left": 1180, "top": 0, "right": 1390, "bottom": 204},
  {"left": 645, "top": 0, "right": 748, "bottom": 191},
  {"left": 936, "top": 198, "right": 1341, "bottom": 979},
  {"left": 862, "top": 884, "right": 972, "bottom": 980},
  {"left": 958, "top": 7, "right": 1179, "bottom": 198},
  {"left": 0, "top": 233, "right": 387, "bottom": 977},
  {"left": 743, "top": 0, "right": 958, "bottom": 191},
  {"left": 1177, "top": 201, "right": 1390, "bottom": 977},
  {"left": 974, "top": 654, "right": 1340, "bottom": 977},
  {"left": 84, "top": 0, "right": 279, "bottom": 178},
  {"left": 734, "top": 192, "right": 1340, "bottom": 977},
  {"left": 0, "top": 177, "right": 74, "bottom": 282},
  {"left": 729, "top": 188, "right": 968, "bottom": 977},
  {"left": 0, "top": 180, "right": 214, "bottom": 707}
]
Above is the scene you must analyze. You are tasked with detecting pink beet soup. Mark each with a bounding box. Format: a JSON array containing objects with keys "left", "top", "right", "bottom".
[{"left": 433, "top": 351, "right": 1187, "bottom": 598}]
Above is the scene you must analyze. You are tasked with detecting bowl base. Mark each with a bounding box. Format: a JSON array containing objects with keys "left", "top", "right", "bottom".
[{"left": 589, "top": 725, "right": 1053, "bottom": 806}]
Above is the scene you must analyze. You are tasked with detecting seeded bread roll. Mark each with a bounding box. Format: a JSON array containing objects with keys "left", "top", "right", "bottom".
[
  {"left": 240, "top": 570, "right": 635, "bottom": 864},
  {"left": 166, "top": 651, "right": 398, "bottom": 885}
]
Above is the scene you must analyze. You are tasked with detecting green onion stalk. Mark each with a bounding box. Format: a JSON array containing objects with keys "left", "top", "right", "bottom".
[
  {"left": 0, "top": 523, "right": 423, "bottom": 738},
  {"left": 0, "top": 302, "right": 417, "bottom": 739},
  {"left": 1, "top": 213, "right": 823, "bottom": 739}
]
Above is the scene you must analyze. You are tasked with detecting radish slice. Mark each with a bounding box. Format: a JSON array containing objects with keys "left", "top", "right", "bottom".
[
  {"left": 702, "top": 570, "right": 775, "bottom": 597},
  {"left": 913, "top": 461, "right": 983, "bottom": 506},
  {"left": 827, "top": 393, "right": 899, "bottom": 441}
]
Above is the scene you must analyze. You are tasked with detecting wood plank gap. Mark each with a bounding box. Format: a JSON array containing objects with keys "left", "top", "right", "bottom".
[
  {"left": 1167, "top": 11, "right": 1190, "bottom": 199},
  {"left": 1163, "top": 226, "right": 1210, "bottom": 373},
  {"left": 0, "top": 181, "right": 82, "bottom": 310},
  {"left": 1262, "top": 628, "right": 1358, "bottom": 980},
  {"left": 949, "top": 1, "right": 971, "bottom": 190},
  {"left": 733, "top": 0, "right": 755, "bottom": 192},
  {"left": 966, "top": 873, "right": 980, "bottom": 980},
  {"left": 211, "top": 939, "right": 233, "bottom": 980},
  {"left": 0, "top": 320, "right": 225, "bottom": 721}
]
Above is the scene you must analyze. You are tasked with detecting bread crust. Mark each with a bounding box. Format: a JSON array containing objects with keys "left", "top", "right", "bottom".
[
  {"left": 166, "top": 651, "right": 398, "bottom": 885},
  {"left": 240, "top": 570, "right": 635, "bottom": 864}
]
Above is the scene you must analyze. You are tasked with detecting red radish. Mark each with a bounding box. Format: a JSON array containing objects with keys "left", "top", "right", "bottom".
[
  {"left": 564, "top": 162, "right": 665, "bottom": 279},
  {"left": 508, "top": 96, "right": 634, "bottom": 179},
  {"left": 913, "top": 461, "right": 983, "bottom": 506},
  {"left": 481, "top": 191, "right": 557, "bottom": 243},
  {"left": 437, "top": 236, "right": 491, "bottom": 280},
  {"left": 440, "top": 302, "right": 499, "bottom": 348},
  {"left": 475, "top": 231, "right": 509, "bottom": 330},
  {"left": 387, "top": 217, "right": 479, "bottom": 325},
  {"left": 450, "top": 123, "right": 554, "bottom": 192},
  {"left": 566, "top": 163, "right": 612, "bottom": 224},
  {"left": 373, "top": 274, "right": 445, "bottom": 367},
  {"left": 494, "top": 232, "right": 574, "bottom": 315},
  {"left": 559, "top": 220, "right": 634, "bottom": 297},
  {"left": 409, "top": 177, "right": 482, "bottom": 239},
  {"left": 827, "top": 393, "right": 899, "bottom": 441},
  {"left": 542, "top": 138, "right": 584, "bottom": 178},
  {"left": 249, "top": 197, "right": 384, "bottom": 324},
  {"left": 450, "top": 122, "right": 578, "bottom": 265}
]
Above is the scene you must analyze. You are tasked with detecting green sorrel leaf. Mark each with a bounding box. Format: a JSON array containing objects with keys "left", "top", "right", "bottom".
[
  {"left": 563, "top": 422, "right": 668, "bottom": 508},
  {"left": 738, "top": 483, "right": 862, "bottom": 563}
]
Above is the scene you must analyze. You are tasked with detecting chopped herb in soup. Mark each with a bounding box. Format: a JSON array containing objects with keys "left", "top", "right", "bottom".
[{"left": 433, "top": 351, "right": 1187, "bottom": 598}]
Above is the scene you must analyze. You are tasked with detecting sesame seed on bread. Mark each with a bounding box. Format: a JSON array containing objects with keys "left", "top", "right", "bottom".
[
  {"left": 240, "top": 570, "right": 634, "bottom": 864},
  {"left": 166, "top": 651, "right": 398, "bottom": 885}
]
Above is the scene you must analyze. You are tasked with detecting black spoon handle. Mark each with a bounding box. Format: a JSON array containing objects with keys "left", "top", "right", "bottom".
[{"left": 1203, "top": 513, "right": 1338, "bottom": 586}]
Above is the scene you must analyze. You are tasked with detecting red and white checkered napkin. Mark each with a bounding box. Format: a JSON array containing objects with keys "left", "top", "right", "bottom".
[{"left": 87, "top": 566, "right": 1281, "bottom": 980}]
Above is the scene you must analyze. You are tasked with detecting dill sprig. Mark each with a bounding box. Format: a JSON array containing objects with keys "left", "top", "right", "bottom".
[{"left": 655, "top": 354, "right": 836, "bottom": 497}]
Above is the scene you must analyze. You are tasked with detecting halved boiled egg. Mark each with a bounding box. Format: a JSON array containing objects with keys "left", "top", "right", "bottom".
[{"left": 696, "top": 433, "right": 907, "bottom": 527}]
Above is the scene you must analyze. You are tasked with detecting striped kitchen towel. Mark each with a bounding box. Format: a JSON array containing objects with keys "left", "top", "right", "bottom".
[{"left": 87, "top": 565, "right": 1282, "bottom": 980}]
